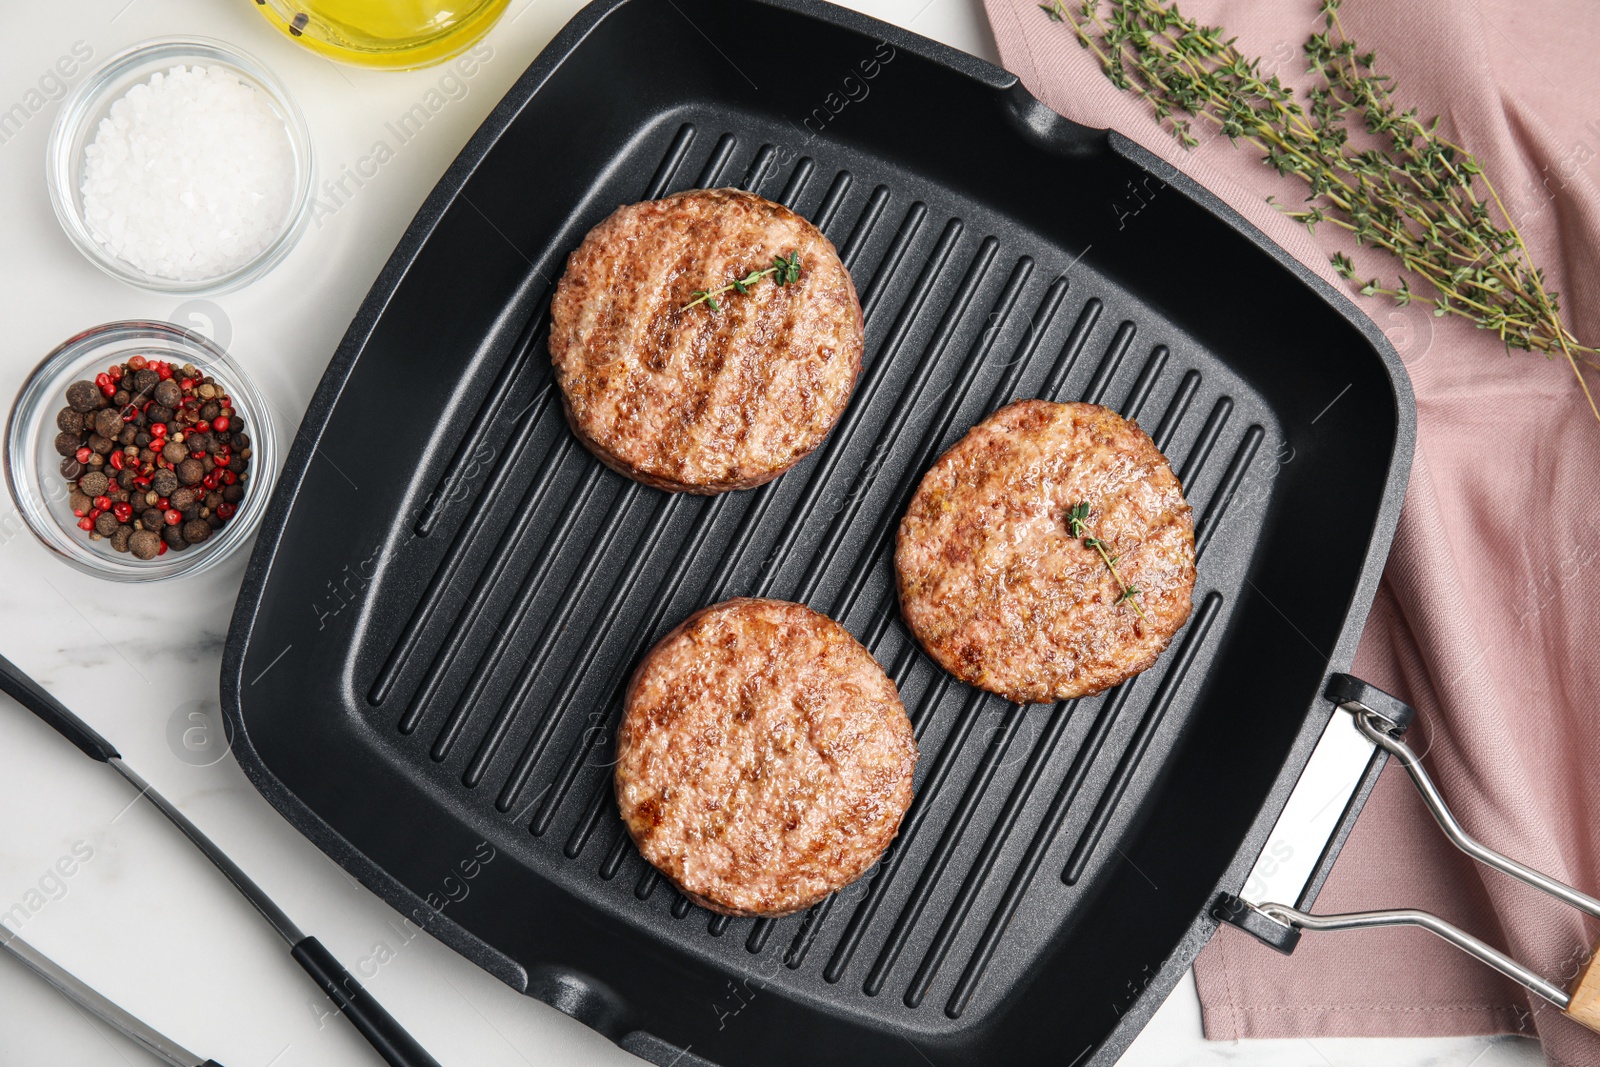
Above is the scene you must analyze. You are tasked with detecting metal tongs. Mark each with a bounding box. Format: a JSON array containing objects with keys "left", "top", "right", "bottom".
[
  {"left": 1218, "top": 675, "right": 1600, "bottom": 1032},
  {"left": 0, "top": 651, "right": 442, "bottom": 1066}
]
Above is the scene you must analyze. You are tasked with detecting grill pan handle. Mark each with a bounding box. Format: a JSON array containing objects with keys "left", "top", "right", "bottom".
[{"left": 1216, "top": 674, "right": 1600, "bottom": 1034}]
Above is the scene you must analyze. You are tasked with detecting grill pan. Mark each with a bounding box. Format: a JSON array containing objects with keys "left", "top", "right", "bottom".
[{"left": 220, "top": 0, "right": 1415, "bottom": 1063}]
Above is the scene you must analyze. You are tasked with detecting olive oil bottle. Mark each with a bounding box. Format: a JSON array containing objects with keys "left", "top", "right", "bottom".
[{"left": 253, "top": 0, "right": 510, "bottom": 69}]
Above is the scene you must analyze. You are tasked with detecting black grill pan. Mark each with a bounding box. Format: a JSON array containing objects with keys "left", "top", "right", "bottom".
[{"left": 221, "top": 0, "right": 1414, "bottom": 1063}]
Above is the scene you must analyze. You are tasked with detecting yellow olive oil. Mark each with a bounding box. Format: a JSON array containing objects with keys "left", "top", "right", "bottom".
[{"left": 253, "top": 0, "right": 510, "bottom": 70}]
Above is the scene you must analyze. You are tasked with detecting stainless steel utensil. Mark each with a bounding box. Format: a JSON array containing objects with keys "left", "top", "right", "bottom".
[{"left": 0, "top": 926, "right": 224, "bottom": 1067}]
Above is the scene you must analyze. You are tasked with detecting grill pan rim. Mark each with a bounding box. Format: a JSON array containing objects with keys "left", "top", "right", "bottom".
[{"left": 220, "top": 0, "right": 1416, "bottom": 1061}]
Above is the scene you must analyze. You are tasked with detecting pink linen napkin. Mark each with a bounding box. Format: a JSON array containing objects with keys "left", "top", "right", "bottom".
[{"left": 979, "top": 0, "right": 1600, "bottom": 1061}]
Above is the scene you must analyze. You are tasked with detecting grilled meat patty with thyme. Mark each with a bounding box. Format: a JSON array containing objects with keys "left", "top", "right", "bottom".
[
  {"left": 896, "top": 400, "right": 1196, "bottom": 704},
  {"left": 550, "top": 188, "right": 863, "bottom": 494}
]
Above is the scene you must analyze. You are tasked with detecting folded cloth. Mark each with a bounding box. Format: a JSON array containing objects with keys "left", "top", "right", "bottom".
[{"left": 980, "top": 0, "right": 1600, "bottom": 1060}]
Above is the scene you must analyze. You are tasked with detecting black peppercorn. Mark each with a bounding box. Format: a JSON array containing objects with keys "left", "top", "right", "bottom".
[
  {"left": 222, "top": 484, "right": 245, "bottom": 503},
  {"left": 53, "top": 431, "right": 82, "bottom": 457},
  {"left": 60, "top": 457, "right": 84, "bottom": 480},
  {"left": 151, "top": 469, "right": 178, "bottom": 497},
  {"left": 153, "top": 379, "right": 181, "bottom": 407},
  {"left": 133, "top": 369, "right": 159, "bottom": 394},
  {"left": 129, "top": 529, "right": 160, "bottom": 560},
  {"left": 163, "top": 525, "right": 188, "bottom": 550},
  {"left": 110, "top": 526, "right": 134, "bottom": 553},
  {"left": 118, "top": 425, "right": 137, "bottom": 446},
  {"left": 66, "top": 381, "right": 99, "bottom": 412},
  {"left": 146, "top": 404, "right": 174, "bottom": 424},
  {"left": 140, "top": 507, "right": 164, "bottom": 530},
  {"left": 181, "top": 519, "right": 212, "bottom": 544},
  {"left": 112, "top": 389, "right": 131, "bottom": 407}
]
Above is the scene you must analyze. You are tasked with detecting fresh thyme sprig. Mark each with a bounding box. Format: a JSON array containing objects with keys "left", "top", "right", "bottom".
[
  {"left": 1039, "top": 0, "right": 1600, "bottom": 424},
  {"left": 1067, "top": 502, "right": 1148, "bottom": 620},
  {"left": 682, "top": 252, "right": 803, "bottom": 312}
]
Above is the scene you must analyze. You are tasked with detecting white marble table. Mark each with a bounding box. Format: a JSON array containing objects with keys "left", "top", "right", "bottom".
[{"left": 0, "top": 1, "right": 1545, "bottom": 1064}]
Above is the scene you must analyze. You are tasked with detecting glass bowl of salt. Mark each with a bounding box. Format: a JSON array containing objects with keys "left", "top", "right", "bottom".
[{"left": 46, "top": 37, "right": 315, "bottom": 294}]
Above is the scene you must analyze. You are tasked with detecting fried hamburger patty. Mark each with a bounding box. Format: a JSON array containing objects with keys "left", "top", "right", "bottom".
[
  {"left": 550, "top": 189, "right": 863, "bottom": 494},
  {"left": 616, "top": 598, "right": 916, "bottom": 916},
  {"left": 896, "top": 400, "right": 1195, "bottom": 704}
]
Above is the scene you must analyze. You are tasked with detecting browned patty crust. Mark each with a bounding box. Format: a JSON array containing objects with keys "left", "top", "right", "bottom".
[
  {"left": 550, "top": 189, "right": 864, "bottom": 494},
  {"left": 896, "top": 400, "right": 1196, "bottom": 704},
  {"left": 616, "top": 598, "right": 916, "bottom": 916}
]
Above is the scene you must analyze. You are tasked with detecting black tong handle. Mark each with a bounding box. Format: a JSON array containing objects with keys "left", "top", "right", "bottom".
[
  {"left": 293, "top": 937, "right": 442, "bottom": 1067},
  {"left": 0, "top": 651, "right": 120, "bottom": 762}
]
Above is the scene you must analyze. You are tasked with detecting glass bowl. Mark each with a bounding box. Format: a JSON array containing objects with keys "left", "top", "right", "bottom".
[
  {"left": 252, "top": 0, "right": 509, "bottom": 70},
  {"left": 45, "top": 37, "right": 315, "bottom": 295},
  {"left": 6, "top": 321, "right": 278, "bottom": 581}
]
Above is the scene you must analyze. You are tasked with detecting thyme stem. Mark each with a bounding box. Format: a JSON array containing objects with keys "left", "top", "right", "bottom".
[{"left": 1041, "top": 0, "right": 1600, "bottom": 424}]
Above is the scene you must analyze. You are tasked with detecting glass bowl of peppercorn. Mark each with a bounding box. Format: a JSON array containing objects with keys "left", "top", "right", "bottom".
[{"left": 5, "top": 320, "right": 276, "bottom": 581}]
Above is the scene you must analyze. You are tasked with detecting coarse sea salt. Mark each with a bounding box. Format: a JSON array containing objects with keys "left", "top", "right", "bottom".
[{"left": 80, "top": 64, "right": 296, "bottom": 282}]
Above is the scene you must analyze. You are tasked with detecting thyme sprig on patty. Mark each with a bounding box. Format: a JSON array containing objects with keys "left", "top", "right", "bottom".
[
  {"left": 1068, "top": 502, "right": 1148, "bottom": 620},
  {"left": 682, "top": 251, "right": 802, "bottom": 312}
]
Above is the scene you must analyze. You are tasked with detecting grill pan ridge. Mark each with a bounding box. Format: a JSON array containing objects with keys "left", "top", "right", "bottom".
[{"left": 221, "top": 1, "right": 1415, "bottom": 1064}]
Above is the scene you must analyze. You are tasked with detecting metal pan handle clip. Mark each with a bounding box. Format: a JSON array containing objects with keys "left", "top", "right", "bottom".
[{"left": 1216, "top": 674, "right": 1600, "bottom": 1034}]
